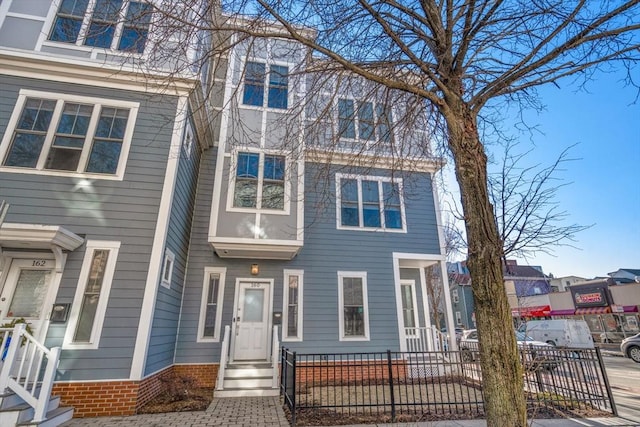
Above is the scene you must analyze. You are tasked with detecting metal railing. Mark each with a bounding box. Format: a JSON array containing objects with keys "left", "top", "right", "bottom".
[
  {"left": 216, "top": 325, "right": 231, "bottom": 390},
  {"left": 281, "top": 346, "right": 615, "bottom": 425},
  {"left": 0, "top": 324, "right": 61, "bottom": 422}
]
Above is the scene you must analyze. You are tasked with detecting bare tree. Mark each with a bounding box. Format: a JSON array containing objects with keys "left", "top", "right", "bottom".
[
  {"left": 490, "top": 142, "right": 592, "bottom": 259},
  {"left": 189, "top": 2, "right": 640, "bottom": 425}
]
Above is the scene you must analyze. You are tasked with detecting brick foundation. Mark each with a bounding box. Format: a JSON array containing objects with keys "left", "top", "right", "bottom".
[
  {"left": 52, "top": 364, "right": 219, "bottom": 418},
  {"left": 295, "top": 359, "right": 407, "bottom": 385}
]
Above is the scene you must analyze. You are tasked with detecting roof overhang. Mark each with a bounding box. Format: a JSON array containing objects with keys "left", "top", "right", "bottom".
[
  {"left": 211, "top": 239, "right": 302, "bottom": 260},
  {"left": 0, "top": 223, "right": 84, "bottom": 252}
]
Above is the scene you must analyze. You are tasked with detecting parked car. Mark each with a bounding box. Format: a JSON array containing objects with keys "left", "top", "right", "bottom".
[
  {"left": 620, "top": 333, "right": 640, "bottom": 363},
  {"left": 459, "top": 329, "right": 557, "bottom": 370}
]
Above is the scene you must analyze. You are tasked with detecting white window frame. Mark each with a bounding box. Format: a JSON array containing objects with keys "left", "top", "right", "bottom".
[
  {"left": 452, "top": 289, "right": 459, "bottom": 304},
  {"left": 456, "top": 311, "right": 462, "bottom": 325},
  {"left": 240, "top": 59, "right": 291, "bottom": 111},
  {"left": 0, "top": 89, "right": 138, "bottom": 181},
  {"left": 336, "top": 97, "right": 394, "bottom": 144},
  {"left": 400, "top": 279, "right": 419, "bottom": 330},
  {"left": 226, "top": 149, "right": 291, "bottom": 215},
  {"left": 335, "top": 173, "right": 407, "bottom": 232},
  {"left": 282, "top": 269, "right": 303, "bottom": 342},
  {"left": 45, "top": 0, "right": 153, "bottom": 55},
  {"left": 63, "top": 240, "right": 120, "bottom": 350},
  {"left": 160, "top": 248, "right": 175, "bottom": 289},
  {"left": 197, "top": 267, "right": 226, "bottom": 342},
  {"left": 182, "top": 122, "right": 194, "bottom": 159},
  {"left": 338, "top": 271, "right": 370, "bottom": 341}
]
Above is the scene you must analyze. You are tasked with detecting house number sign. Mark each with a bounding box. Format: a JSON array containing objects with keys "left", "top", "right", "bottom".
[{"left": 32, "top": 260, "right": 47, "bottom": 267}]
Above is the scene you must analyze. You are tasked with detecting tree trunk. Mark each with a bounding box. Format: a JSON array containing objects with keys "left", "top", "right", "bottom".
[{"left": 444, "top": 102, "right": 527, "bottom": 426}]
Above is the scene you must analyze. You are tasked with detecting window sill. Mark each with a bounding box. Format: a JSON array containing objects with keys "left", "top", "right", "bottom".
[
  {"left": 238, "top": 104, "right": 289, "bottom": 113},
  {"left": 0, "top": 166, "right": 124, "bottom": 181},
  {"left": 337, "top": 225, "right": 407, "bottom": 233},
  {"left": 339, "top": 336, "right": 370, "bottom": 342},
  {"left": 41, "top": 40, "right": 145, "bottom": 57},
  {"left": 227, "top": 205, "right": 291, "bottom": 216}
]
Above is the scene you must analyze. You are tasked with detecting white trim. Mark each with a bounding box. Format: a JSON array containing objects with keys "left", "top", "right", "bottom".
[
  {"left": 239, "top": 58, "right": 292, "bottom": 112},
  {"left": 0, "top": 223, "right": 84, "bottom": 251},
  {"left": 160, "top": 248, "right": 175, "bottom": 289},
  {"left": 130, "top": 95, "right": 187, "bottom": 380},
  {"left": 0, "top": 0, "right": 13, "bottom": 30},
  {"left": 392, "top": 256, "right": 405, "bottom": 350},
  {"left": 337, "top": 271, "right": 370, "bottom": 341},
  {"left": 0, "top": 89, "right": 139, "bottom": 181},
  {"left": 282, "top": 269, "right": 303, "bottom": 342},
  {"left": 63, "top": 240, "right": 120, "bottom": 350},
  {"left": 335, "top": 173, "right": 407, "bottom": 232},
  {"left": 0, "top": 50, "right": 197, "bottom": 94},
  {"left": 306, "top": 149, "right": 443, "bottom": 173},
  {"left": 197, "top": 267, "right": 226, "bottom": 343}
]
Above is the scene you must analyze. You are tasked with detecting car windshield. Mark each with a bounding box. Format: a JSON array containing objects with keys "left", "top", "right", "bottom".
[{"left": 515, "top": 331, "right": 535, "bottom": 342}]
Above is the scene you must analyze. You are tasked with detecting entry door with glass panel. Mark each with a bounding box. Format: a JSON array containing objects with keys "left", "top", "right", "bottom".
[
  {"left": 0, "top": 259, "right": 55, "bottom": 341},
  {"left": 233, "top": 281, "right": 270, "bottom": 361}
]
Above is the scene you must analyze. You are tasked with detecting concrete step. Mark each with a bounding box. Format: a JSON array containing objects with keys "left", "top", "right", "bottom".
[
  {"left": 224, "top": 368, "right": 272, "bottom": 378},
  {"left": 223, "top": 377, "right": 272, "bottom": 389},
  {"left": 214, "top": 387, "right": 279, "bottom": 398},
  {"left": 17, "top": 406, "right": 74, "bottom": 427},
  {"left": 0, "top": 396, "right": 61, "bottom": 424}
]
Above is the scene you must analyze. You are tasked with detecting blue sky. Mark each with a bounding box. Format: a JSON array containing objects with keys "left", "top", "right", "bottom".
[{"left": 444, "top": 67, "right": 640, "bottom": 279}]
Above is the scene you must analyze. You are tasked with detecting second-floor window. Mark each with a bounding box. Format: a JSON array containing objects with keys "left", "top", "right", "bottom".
[
  {"left": 338, "top": 99, "right": 393, "bottom": 143},
  {"left": 49, "top": 0, "right": 152, "bottom": 53},
  {"left": 336, "top": 174, "right": 405, "bottom": 231},
  {"left": 242, "top": 62, "right": 289, "bottom": 109},
  {"left": 0, "top": 90, "right": 138, "bottom": 179},
  {"left": 233, "top": 152, "right": 286, "bottom": 210}
]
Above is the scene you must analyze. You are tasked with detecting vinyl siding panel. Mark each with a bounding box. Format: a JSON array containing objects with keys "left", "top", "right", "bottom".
[
  {"left": 0, "top": 75, "right": 179, "bottom": 381},
  {"left": 145, "top": 123, "right": 202, "bottom": 376}
]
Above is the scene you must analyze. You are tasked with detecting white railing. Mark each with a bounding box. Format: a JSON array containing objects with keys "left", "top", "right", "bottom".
[
  {"left": 216, "top": 325, "right": 231, "bottom": 390},
  {"left": 271, "top": 325, "right": 279, "bottom": 389},
  {"left": 405, "top": 326, "right": 450, "bottom": 353},
  {"left": 0, "top": 323, "right": 61, "bottom": 422}
]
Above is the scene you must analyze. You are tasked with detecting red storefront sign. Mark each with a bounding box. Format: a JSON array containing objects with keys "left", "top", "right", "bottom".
[{"left": 511, "top": 305, "right": 551, "bottom": 317}]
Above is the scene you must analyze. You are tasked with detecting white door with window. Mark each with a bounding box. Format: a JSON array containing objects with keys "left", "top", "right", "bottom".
[
  {"left": 232, "top": 281, "right": 271, "bottom": 361},
  {"left": 0, "top": 258, "right": 56, "bottom": 341}
]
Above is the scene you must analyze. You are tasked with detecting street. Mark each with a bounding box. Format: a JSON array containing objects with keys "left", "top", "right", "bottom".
[{"left": 603, "top": 355, "right": 640, "bottom": 424}]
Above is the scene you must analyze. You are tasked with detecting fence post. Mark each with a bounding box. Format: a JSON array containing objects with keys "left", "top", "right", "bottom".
[
  {"left": 0, "top": 323, "right": 26, "bottom": 392},
  {"left": 386, "top": 350, "right": 396, "bottom": 422},
  {"left": 595, "top": 347, "right": 617, "bottom": 416},
  {"left": 292, "top": 351, "right": 297, "bottom": 426}
]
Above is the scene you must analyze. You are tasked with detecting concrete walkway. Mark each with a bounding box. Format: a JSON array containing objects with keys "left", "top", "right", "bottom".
[{"left": 61, "top": 396, "right": 640, "bottom": 427}]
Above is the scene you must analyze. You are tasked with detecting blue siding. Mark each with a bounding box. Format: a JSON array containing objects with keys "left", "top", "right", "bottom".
[
  {"left": 0, "top": 75, "right": 179, "bottom": 381},
  {"left": 145, "top": 121, "right": 202, "bottom": 376}
]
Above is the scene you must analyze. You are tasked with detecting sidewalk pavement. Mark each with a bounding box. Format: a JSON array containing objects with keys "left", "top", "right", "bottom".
[{"left": 61, "top": 396, "right": 640, "bottom": 427}]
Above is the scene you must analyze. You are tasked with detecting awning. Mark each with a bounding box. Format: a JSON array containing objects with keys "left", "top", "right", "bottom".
[
  {"left": 549, "top": 309, "right": 575, "bottom": 316},
  {"left": 511, "top": 305, "right": 551, "bottom": 317},
  {"left": 575, "top": 307, "right": 611, "bottom": 315}
]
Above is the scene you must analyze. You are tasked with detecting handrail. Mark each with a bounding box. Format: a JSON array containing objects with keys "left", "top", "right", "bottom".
[
  {"left": 271, "top": 325, "right": 279, "bottom": 389},
  {"left": 404, "top": 326, "right": 451, "bottom": 353},
  {"left": 0, "top": 323, "right": 61, "bottom": 422},
  {"left": 216, "top": 325, "right": 231, "bottom": 390}
]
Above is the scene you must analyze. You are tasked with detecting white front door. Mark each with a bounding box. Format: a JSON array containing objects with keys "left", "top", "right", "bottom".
[
  {"left": 0, "top": 258, "right": 55, "bottom": 341},
  {"left": 232, "top": 281, "right": 271, "bottom": 361}
]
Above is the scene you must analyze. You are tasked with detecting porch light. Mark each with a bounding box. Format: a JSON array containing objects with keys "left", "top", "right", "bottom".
[{"left": 251, "top": 264, "right": 259, "bottom": 275}]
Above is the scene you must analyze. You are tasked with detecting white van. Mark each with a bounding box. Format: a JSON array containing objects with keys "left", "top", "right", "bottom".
[{"left": 518, "top": 319, "right": 594, "bottom": 349}]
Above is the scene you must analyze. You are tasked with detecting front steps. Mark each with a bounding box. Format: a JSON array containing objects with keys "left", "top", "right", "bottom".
[
  {"left": 0, "top": 390, "right": 73, "bottom": 427},
  {"left": 215, "top": 363, "right": 279, "bottom": 398}
]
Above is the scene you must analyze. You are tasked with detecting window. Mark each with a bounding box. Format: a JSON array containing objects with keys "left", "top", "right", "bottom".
[
  {"left": 336, "top": 174, "right": 405, "bottom": 231},
  {"left": 283, "top": 270, "right": 303, "bottom": 341},
  {"left": 49, "top": 0, "right": 152, "bottom": 53},
  {"left": 198, "top": 267, "right": 226, "bottom": 342},
  {"left": 64, "top": 241, "right": 120, "bottom": 349},
  {"left": 452, "top": 289, "right": 459, "bottom": 303},
  {"left": 338, "top": 271, "right": 369, "bottom": 341},
  {"left": 337, "top": 98, "right": 393, "bottom": 142},
  {"left": 182, "top": 123, "right": 194, "bottom": 159},
  {"left": 456, "top": 311, "right": 462, "bottom": 325},
  {"left": 160, "top": 249, "right": 175, "bottom": 289},
  {"left": 400, "top": 280, "right": 418, "bottom": 331},
  {"left": 0, "top": 90, "right": 138, "bottom": 179},
  {"left": 232, "top": 151, "right": 286, "bottom": 211},
  {"left": 242, "top": 61, "right": 289, "bottom": 109}
]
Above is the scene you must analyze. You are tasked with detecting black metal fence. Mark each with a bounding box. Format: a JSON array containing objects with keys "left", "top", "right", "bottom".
[{"left": 280, "top": 347, "right": 615, "bottom": 426}]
